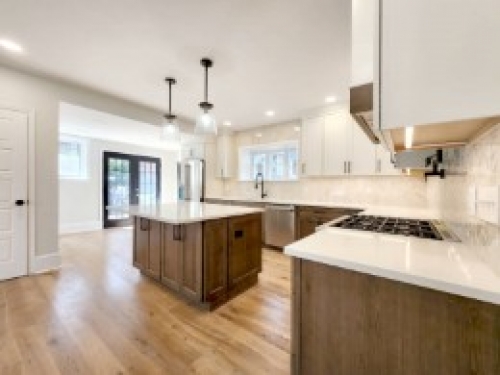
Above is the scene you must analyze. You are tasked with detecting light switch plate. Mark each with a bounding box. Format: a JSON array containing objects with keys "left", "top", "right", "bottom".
[{"left": 475, "top": 186, "right": 500, "bottom": 225}]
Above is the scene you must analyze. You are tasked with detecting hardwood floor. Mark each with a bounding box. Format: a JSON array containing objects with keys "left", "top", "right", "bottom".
[{"left": 0, "top": 229, "right": 291, "bottom": 375}]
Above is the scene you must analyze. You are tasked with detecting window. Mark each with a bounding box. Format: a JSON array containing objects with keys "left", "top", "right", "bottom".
[
  {"left": 59, "top": 135, "right": 88, "bottom": 179},
  {"left": 239, "top": 141, "right": 298, "bottom": 181}
]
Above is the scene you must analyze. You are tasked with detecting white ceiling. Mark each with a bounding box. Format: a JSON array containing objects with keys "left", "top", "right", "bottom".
[
  {"left": 0, "top": 0, "right": 351, "bottom": 129},
  {"left": 59, "top": 102, "right": 211, "bottom": 150}
]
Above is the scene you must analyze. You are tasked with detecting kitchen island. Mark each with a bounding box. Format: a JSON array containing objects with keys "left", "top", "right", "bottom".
[
  {"left": 285, "top": 206, "right": 500, "bottom": 375},
  {"left": 129, "top": 202, "right": 263, "bottom": 310}
]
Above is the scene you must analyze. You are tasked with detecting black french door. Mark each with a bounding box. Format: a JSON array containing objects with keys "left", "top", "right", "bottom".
[{"left": 103, "top": 151, "right": 161, "bottom": 228}]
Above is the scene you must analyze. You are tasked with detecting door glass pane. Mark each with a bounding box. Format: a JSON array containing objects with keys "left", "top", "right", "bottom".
[
  {"left": 108, "top": 158, "right": 130, "bottom": 220},
  {"left": 139, "top": 161, "right": 158, "bottom": 206}
]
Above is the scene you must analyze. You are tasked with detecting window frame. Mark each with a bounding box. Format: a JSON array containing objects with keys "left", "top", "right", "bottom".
[
  {"left": 58, "top": 135, "right": 88, "bottom": 180},
  {"left": 238, "top": 141, "right": 299, "bottom": 182}
]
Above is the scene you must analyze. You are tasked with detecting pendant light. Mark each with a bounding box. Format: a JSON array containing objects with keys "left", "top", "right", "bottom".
[
  {"left": 161, "top": 77, "right": 180, "bottom": 141},
  {"left": 195, "top": 58, "right": 217, "bottom": 135}
]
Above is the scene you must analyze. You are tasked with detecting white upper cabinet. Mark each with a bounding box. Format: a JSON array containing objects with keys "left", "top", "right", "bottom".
[
  {"left": 380, "top": 0, "right": 500, "bottom": 129},
  {"left": 301, "top": 116, "right": 324, "bottom": 177},
  {"left": 181, "top": 143, "right": 205, "bottom": 159},
  {"left": 301, "top": 106, "right": 378, "bottom": 177},
  {"left": 351, "top": 0, "right": 376, "bottom": 87},
  {"left": 324, "top": 111, "right": 350, "bottom": 176},
  {"left": 216, "top": 134, "right": 235, "bottom": 179}
]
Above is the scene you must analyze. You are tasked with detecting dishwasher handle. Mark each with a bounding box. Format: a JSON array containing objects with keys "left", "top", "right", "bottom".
[{"left": 265, "top": 205, "right": 295, "bottom": 212}]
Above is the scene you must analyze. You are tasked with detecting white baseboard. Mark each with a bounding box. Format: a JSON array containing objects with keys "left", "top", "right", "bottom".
[
  {"left": 30, "top": 253, "right": 61, "bottom": 274},
  {"left": 59, "top": 221, "right": 102, "bottom": 234}
]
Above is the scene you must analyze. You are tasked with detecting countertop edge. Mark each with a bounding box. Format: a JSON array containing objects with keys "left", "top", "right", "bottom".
[
  {"left": 284, "top": 247, "right": 500, "bottom": 306},
  {"left": 130, "top": 208, "right": 263, "bottom": 224}
]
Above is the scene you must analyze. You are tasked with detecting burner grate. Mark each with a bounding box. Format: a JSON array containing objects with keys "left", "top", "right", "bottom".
[{"left": 332, "top": 215, "right": 443, "bottom": 240}]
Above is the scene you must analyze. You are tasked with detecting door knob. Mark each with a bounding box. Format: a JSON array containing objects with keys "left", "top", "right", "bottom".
[{"left": 15, "top": 200, "right": 26, "bottom": 206}]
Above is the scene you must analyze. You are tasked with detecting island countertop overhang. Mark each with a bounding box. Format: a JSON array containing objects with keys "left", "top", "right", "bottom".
[{"left": 118, "top": 202, "right": 263, "bottom": 224}]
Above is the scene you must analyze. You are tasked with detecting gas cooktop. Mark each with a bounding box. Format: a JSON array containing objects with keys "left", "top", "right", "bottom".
[{"left": 330, "top": 214, "right": 459, "bottom": 241}]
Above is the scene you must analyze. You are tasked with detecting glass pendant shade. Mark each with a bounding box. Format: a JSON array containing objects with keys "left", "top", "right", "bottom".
[
  {"left": 161, "top": 117, "right": 180, "bottom": 141},
  {"left": 195, "top": 111, "right": 217, "bottom": 135},
  {"left": 161, "top": 77, "right": 180, "bottom": 141}
]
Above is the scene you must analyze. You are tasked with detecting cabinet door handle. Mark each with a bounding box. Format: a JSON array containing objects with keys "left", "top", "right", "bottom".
[
  {"left": 140, "top": 218, "right": 149, "bottom": 231},
  {"left": 344, "top": 161, "right": 347, "bottom": 174},
  {"left": 348, "top": 161, "right": 352, "bottom": 174},
  {"left": 234, "top": 230, "right": 244, "bottom": 238},
  {"left": 173, "top": 225, "right": 182, "bottom": 241},
  {"left": 221, "top": 168, "right": 224, "bottom": 177},
  {"left": 302, "top": 163, "right": 306, "bottom": 174}
]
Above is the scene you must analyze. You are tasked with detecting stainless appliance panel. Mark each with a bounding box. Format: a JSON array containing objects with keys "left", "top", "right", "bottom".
[
  {"left": 178, "top": 158, "right": 205, "bottom": 202},
  {"left": 264, "top": 205, "right": 296, "bottom": 248}
]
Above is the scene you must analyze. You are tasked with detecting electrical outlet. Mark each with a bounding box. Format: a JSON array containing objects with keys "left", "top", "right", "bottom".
[{"left": 475, "top": 186, "right": 500, "bottom": 225}]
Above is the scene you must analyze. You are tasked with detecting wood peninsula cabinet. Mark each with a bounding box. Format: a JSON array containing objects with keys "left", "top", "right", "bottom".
[
  {"left": 296, "top": 206, "right": 361, "bottom": 239},
  {"left": 292, "top": 259, "right": 500, "bottom": 375},
  {"left": 132, "top": 203, "right": 263, "bottom": 310}
]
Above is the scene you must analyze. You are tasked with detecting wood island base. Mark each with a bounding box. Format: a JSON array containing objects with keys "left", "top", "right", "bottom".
[{"left": 133, "top": 213, "right": 262, "bottom": 310}]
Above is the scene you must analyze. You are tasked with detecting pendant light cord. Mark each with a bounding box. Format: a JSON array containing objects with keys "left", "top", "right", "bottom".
[
  {"left": 204, "top": 64, "right": 208, "bottom": 102},
  {"left": 168, "top": 80, "right": 172, "bottom": 115}
]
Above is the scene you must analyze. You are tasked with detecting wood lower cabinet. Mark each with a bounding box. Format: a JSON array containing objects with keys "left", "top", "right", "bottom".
[
  {"left": 203, "top": 219, "right": 228, "bottom": 304},
  {"left": 292, "top": 258, "right": 500, "bottom": 375},
  {"left": 133, "top": 217, "right": 161, "bottom": 280},
  {"left": 133, "top": 214, "right": 262, "bottom": 309},
  {"left": 228, "top": 214, "right": 262, "bottom": 290},
  {"left": 179, "top": 223, "right": 202, "bottom": 301},
  {"left": 296, "top": 207, "right": 361, "bottom": 239},
  {"left": 133, "top": 217, "right": 149, "bottom": 270},
  {"left": 161, "top": 224, "right": 182, "bottom": 291}
]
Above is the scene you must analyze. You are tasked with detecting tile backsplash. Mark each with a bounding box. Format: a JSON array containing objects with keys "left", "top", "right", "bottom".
[
  {"left": 223, "top": 177, "right": 428, "bottom": 208},
  {"left": 427, "top": 122, "right": 500, "bottom": 222}
]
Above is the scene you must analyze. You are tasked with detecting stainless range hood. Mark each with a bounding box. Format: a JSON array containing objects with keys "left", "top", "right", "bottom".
[
  {"left": 350, "top": 82, "right": 500, "bottom": 155},
  {"left": 349, "top": 83, "right": 379, "bottom": 144}
]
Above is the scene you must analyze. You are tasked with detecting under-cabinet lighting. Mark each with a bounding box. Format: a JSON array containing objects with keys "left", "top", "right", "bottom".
[{"left": 405, "top": 127, "right": 414, "bottom": 149}]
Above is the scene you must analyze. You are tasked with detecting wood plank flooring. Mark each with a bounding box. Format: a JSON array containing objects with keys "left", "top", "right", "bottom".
[{"left": 0, "top": 228, "right": 291, "bottom": 375}]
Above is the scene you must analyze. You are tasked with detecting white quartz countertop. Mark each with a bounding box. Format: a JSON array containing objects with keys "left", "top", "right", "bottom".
[
  {"left": 120, "top": 202, "right": 263, "bottom": 224},
  {"left": 285, "top": 207, "right": 500, "bottom": 306}
]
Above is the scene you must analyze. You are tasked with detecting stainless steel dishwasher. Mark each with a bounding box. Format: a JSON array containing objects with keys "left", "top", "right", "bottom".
[{"left": 264, "top": 204, "right": 296, "bottom": 248}]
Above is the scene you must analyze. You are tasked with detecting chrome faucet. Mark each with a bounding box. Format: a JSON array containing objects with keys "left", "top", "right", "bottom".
[{"left": 254, "top": 172, "right": 267, "bottom": 199}]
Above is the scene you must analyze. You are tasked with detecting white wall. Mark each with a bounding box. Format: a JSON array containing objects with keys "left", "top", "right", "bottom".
[
  {"left": 59, "top": 136, "right": 178, "bottom": 234},
  {"left": 0, "top": 64, "right": 165, "bottom": 265}
]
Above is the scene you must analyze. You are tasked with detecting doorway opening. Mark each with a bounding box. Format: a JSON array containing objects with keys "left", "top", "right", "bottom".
[{"left": 103, "top": 151, "right": 161, "bottom": 228}]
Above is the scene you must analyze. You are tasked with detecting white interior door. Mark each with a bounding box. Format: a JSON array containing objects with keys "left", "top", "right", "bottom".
[{"left": 0, "top": 108, "right": 28, "bottom": 280}]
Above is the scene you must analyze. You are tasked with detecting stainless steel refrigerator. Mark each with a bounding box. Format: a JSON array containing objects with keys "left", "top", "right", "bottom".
[{"left": 177, "top": 158, "right": 205, "bottom": 202}]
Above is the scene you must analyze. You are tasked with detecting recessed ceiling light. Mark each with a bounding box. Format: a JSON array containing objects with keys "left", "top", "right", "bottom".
[
  {"left": 325, "top": 96, "right": 337, "bottom": 103},
  {"left": 294, "top": 126, "right": 301, "bottom": 132},
  {"left": 265, "top": 110, "right": 275, "bottom": 117},
  {"left": 0, "top": 39, "right": 24, "bottom": 53},
  {"left": 223, "top": 121, "right": 232, "bottom": 127}
]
